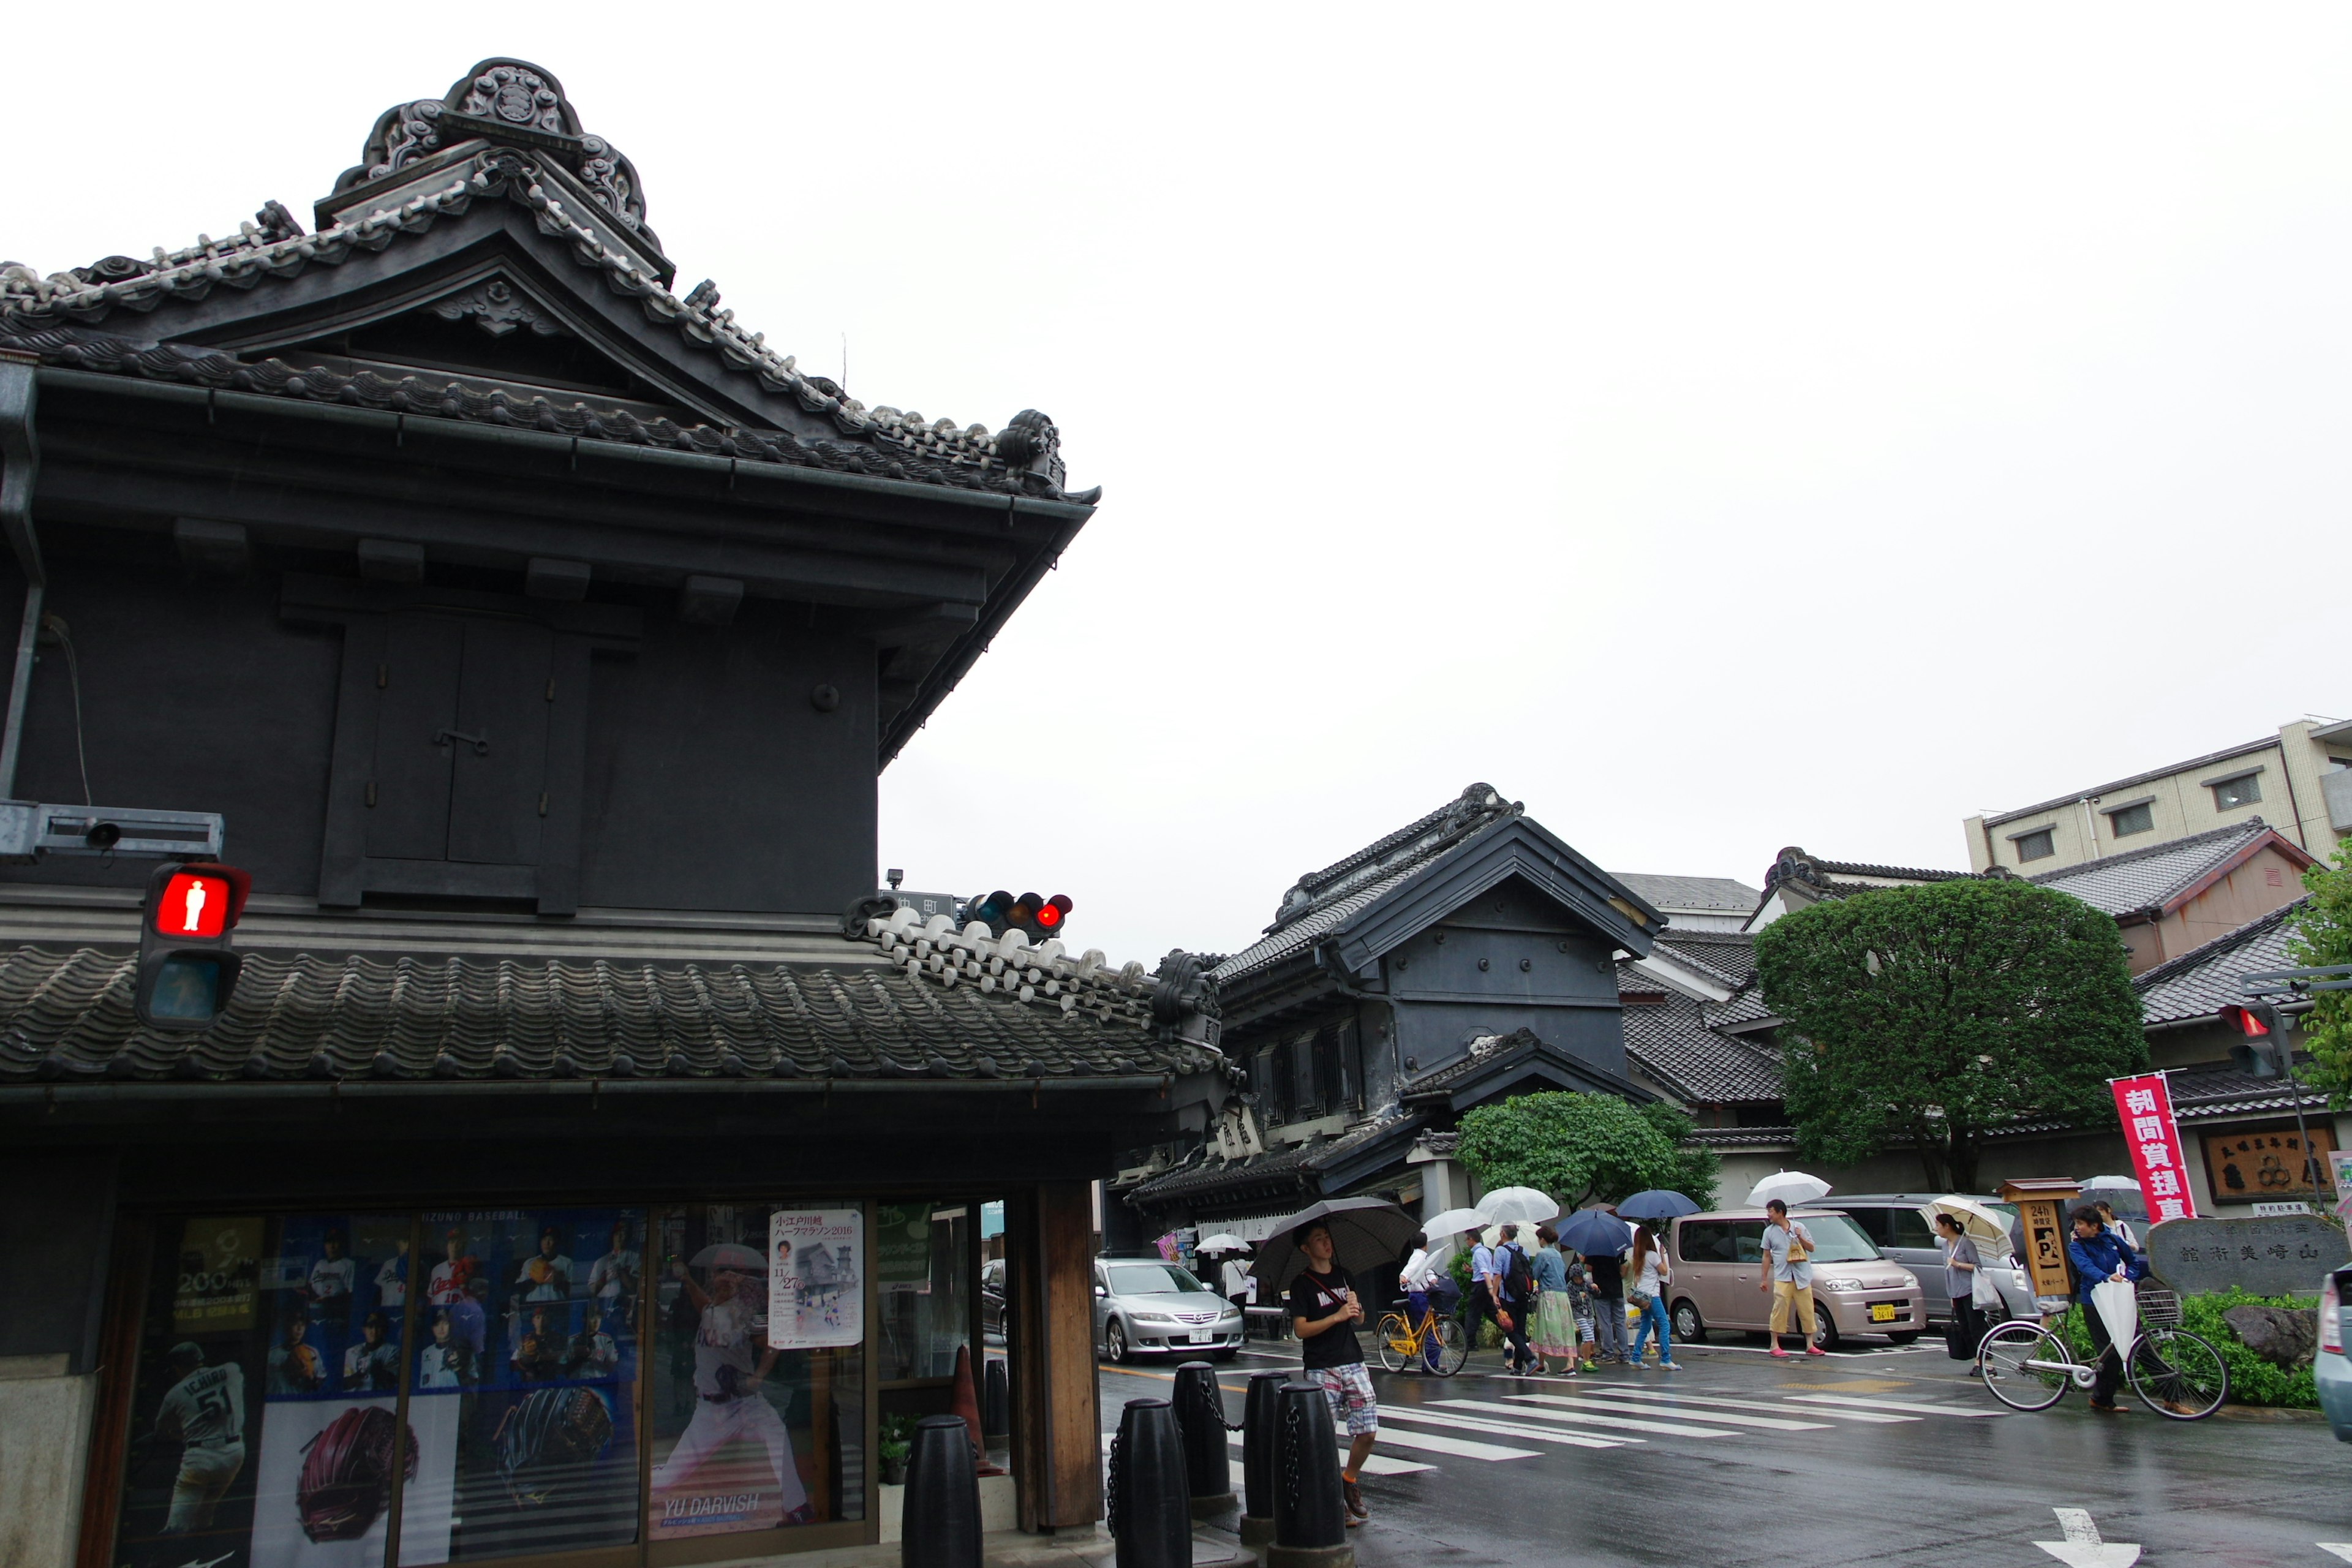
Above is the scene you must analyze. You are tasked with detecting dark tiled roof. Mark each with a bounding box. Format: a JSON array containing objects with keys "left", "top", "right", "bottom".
[
  {"left": 2135, "top": 897, "right": 2309, "bottom": 1027},
  {"left": 1619, "top": 987, "right": 1784, "bottom": 1104},
  {"left": 1648, "top": 930, "right": 1760, "bottom": 990},
  {"left": 1212, "top": 784, "right": 1520, "bottom": 986},
  {"left": 1760, "top": 848, "right": 1968, "bottom": 905},
  {"left": 2162, "top": 1054, "right": 2326, "bottom": 1123},
  {"left": 1611, "top": 874, "right": 1760, "bottom": 914},
  {"left": 1128, "top": 1112, "right": 1422, "bottom": 1204},
  {"left": 1, "top": 70, "right": 1080, "bottom": 504},
  {"left": 1983, "top": 737, "right": 2278, "bottom": 827},
  {"left": 0, "top": 940, "right": 1220, "bottom": 1087},
  {"left": 2029, "top": 821, "right": 2286, "bottom": 920},
  {"left": 1689, "top": 1125, "right": 1798, "bottom": 1148}
]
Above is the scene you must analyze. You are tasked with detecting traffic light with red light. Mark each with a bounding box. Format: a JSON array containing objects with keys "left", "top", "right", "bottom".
[
  {"left": 2221, "top": 1001, "right": 2289, "bottom": 1078},
  {"left": 963, "top": 888, "right": 1074, "bottom": 941},
  {"left": 135, "top": 861, "right": 251, "bottom": 1030}
]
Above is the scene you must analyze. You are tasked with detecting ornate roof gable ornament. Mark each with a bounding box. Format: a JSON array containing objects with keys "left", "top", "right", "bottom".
[{"left": 337, "top": 59, "right": 654, "bottom": 247}]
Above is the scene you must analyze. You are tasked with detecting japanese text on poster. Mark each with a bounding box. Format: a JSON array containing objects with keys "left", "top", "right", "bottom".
[
  {"left": 2110, "top": 1072, "right": 2197, "bottom": 1223},
  {"left": 767, "top": 1210, "right": 862, "bottom": 1349},
  {"left": 174, "top": 1215, "right": 266, "bottom": 1333}
]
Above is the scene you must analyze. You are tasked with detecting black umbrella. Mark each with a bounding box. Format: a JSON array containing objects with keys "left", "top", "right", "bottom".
[{"left": 1246, "top": 1197, "right": 1422, "bottom": 1300}]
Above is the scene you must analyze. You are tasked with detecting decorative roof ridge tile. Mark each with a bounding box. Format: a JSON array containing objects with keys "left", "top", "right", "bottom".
[
  {"left": 0, "top": 151, "right": 1077, "bottom": 500},
  {"left": 1264, "top": 783, "right": 1521, "bottom": 934}
]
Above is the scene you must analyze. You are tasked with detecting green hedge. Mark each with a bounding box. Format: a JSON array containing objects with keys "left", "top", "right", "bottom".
[{"left": 2052, "top": 1288, "right": 2318, "bottom": 1408}]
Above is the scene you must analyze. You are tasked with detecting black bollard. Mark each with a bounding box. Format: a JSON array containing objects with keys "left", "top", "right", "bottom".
[
  {"left": 903, "top": 1414, "right": 981, "bottom": 1568},
  {"left": 1267, "top": 1381, "right": 1352, "bottom": 1568},
  {"left": 984, "top": 1356, "right": 1009, "bottom": 1436},
  {"left": 1109, "top": 1397, "right": 1191, "bottom": 1568},
  {"left": 1238, "top": 1370, "right": 1289, "bottom": 1548},
  {"left": 1170, "top": 1360, "right": 1236, "bottom": 1518}
]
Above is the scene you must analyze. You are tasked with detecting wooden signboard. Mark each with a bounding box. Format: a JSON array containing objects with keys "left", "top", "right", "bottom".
[
  {"left": 1999, "top": 1178, "right": 2082, "bottom": 1303},
  {"left": 2202, "top": 1122, "right": 2339, "bottom": 1205}
]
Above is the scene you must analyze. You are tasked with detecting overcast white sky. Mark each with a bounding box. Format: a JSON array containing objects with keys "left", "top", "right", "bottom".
[{"left": 5, "top": 9, "right": 2345, "bottom": 963}]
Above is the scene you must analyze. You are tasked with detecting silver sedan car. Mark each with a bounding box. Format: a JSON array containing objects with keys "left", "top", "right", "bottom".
[{"left": 1094, "top": 1258, "right": 1244, "bottom": 1363}]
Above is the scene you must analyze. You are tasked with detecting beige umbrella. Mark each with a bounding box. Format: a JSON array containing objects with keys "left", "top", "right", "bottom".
[{"left": 1926, "top": 1196, "right": 2012, "bottom": 1251}]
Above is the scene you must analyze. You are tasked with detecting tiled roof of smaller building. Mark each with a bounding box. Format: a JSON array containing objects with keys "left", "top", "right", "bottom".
[
  {"left": 2135, "top": 897, "right": 2309, "bottom": 1027},
  {"left": 1760, "top": 847, "right": 1969, "bottom": 905},
  {"left": 1128, "top": 1112, "right": 1422, "bottom": 1204},
  {"left": 2028, "top": 821, "right": 2282, "bottom": 920},
  {"left": 1612, "top": 874, "right": 1761, "bottom": 914},
  {"left": 1212, "top": 784, "right": 1520, "bottom": 986},
  {"left": 1619, "top": 985, "right": 1784, "bottom": 1104},
  {"left": 1649, "top": 930, "right": 1760, "bottom": 990},
  {"left": 2162, "top": 1054, "right": 2324, "bottom": 1122}
]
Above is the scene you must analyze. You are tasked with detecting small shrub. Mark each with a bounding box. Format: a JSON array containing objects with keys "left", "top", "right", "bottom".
[{"left": 2052, "top": 1288, "right": 2318, "bottom": 1408}]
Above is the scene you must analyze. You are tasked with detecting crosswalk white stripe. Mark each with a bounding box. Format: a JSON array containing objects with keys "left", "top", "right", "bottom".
[
  {"left": 1354, "top": 1423, "right": 1545, "bottom": 1461},
  {"left": 1218, "top": 1435, "right": 1434, "bottom": 1476},
  {"left": 1784, "top": 1393, "right": 2000, "bottom": 1417},
  {"left": 1430, "top": 1397, "right": 1736, "bottom": 1440},
  {"left": 1520, "top": 1388, "right": 1918, "bottom": 1423},
  {"left": 1095, "top": 1431, "right": 1435, "bottom": 1476},
  {"left": 1499, "top": 1393, "right": 1831, "bottom": 1431},
  {"left": 1377, "top": 1407, "right": 1633, "bottom": 1450}
]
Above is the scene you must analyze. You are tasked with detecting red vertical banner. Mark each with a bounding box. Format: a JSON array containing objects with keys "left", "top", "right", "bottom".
[{"left": 2111, "top": 1072, "right": 2198, "bottom": 1223}]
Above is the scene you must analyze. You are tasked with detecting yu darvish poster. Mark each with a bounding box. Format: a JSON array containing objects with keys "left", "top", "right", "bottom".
[{"left": 767, "top": 1210, "right": 862, "bottom": 1350}]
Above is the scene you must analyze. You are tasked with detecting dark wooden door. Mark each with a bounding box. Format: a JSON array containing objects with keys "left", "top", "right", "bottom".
[{"left": 366, "top": 614, "right": 554, "bottom": 866}]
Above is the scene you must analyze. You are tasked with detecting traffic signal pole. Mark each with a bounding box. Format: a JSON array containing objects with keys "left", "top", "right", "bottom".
[{"left": 2239, "top": 965, "right": 2352, "bottom": 1200}]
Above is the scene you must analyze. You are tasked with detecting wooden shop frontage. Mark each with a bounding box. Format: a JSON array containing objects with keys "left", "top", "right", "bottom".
[{"left": 0, "top": 59, "right": 1224, "bottom": 1568}]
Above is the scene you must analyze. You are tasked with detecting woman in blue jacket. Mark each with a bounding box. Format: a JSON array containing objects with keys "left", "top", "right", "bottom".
[{"left": 2065, "top": 1204, "right": 2147, "bottom": 1413}]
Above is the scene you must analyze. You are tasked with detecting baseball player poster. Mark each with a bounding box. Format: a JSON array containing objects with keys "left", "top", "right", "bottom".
[{"left": 767, "top": 1209, "right": 863, "bottom": 1350}]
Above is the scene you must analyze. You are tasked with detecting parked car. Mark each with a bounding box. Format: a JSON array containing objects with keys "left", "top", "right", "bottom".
[
  {"left": 2318, "top": 1267, "right": 2352, "bottom": 1441},
  {"left": 1093, "top": 1257, "right": 1244, "bottom": 1363},
  {"left": 981, "top": 1258, "right": 1006, "bottom": 1345},
  {"left": 1798, "top": 1194, "right": 2035, "bottom": 1324},
  {"left": 1666, "top": 1207, "right": 1923, "bottom": 1350}
]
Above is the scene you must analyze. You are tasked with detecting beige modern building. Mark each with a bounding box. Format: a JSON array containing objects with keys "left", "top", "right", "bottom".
[{"left": 1964, "top": 715, "right": 2352, "bottom": 875}]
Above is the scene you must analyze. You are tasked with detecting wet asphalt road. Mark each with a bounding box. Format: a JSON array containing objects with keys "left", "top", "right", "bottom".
[{"left": 1099, "top": 1335, "right": 2347, "bottom": 1567}]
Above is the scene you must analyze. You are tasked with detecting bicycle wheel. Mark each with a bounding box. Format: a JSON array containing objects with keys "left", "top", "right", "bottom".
[
  {"left": 1429, "top": 1314, "right": 1470, "bottom": 1377},
  {"left": 1977, "top": 1321, "right": 2071, "bottom": 1411},
  {"left": 1375, "top": 1313, "right": 1414, "bottom": 1373},
  {"left": 2128, "top": 1327, "right": 2229, "bottom": 1420}
]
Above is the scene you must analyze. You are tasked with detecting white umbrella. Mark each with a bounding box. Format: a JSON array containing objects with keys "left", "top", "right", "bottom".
[
  {"left": 1477, "top": 1187, "right": 1561, "bottom": 1226},
  {"left": 2079, "top": 1176, "right": 2141, "bottom": 1191},
  {"left": 1926, "top": 1196, "right": 2012, "bottom": 1249},
  {"left": 1420, "top": 1207, "right": 1492, "bottom": 1241},
  {"left": 1194, "top": 1234, "right": 1251, "bottom": 1254},
  {"left": 2090, "top": 1278, "right": 2139, "bottom": 1351},
  {"left": 1746, "top": 1170, "right": 1832, "bottom": 1208}
]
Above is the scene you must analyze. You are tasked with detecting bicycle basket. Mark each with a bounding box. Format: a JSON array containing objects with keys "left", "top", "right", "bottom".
[{"left": 2136, "top": 1286, "right": 2182, "bottom": 1328}]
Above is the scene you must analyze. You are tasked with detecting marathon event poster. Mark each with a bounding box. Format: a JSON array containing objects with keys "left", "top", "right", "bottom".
[
  {"left": 398, "top": 1208, "right": 643, "bottom": 1567},
  {"left": 770, "top": 1210, "right": 864, "bottom": 1349}
]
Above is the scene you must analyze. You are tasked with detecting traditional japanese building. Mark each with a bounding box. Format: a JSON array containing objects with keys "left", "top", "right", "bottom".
[
  {"left": 1117, "top": 784, "right": 1661, "bottom": 1250},
  {"left": 0, "top": 59, "right": 1222, "bottom": 1568}
]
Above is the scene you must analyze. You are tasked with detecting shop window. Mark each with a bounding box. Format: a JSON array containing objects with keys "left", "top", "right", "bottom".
[
  {"left": 648, "top": 1203, "right": 865, "bottom": 1539},
  {"left": 402, "top": 1208, "right": 644, "bottom": 1565},
  {"left": 876, "top": 1202, "right": 971, "bottom": 1384},
  {"left": 108, "top": 1202, "right": 866, "bottom": 1568}
]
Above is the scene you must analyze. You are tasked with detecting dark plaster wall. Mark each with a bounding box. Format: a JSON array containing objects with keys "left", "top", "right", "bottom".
[
  {"left": 0, "top": 1148, "right": 119, "bottom": 1370},
  {"left": 1381, "top": 877, "right": 1627, "bottom": 1081},
  {"left": 0, "top": 535, "right": 877, "bottom": 914}
]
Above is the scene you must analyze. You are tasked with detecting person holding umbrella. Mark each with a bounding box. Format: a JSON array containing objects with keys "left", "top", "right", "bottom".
[
  {"left": 1760, "top": 1198, "right": 1826, "bottom": 1358},
  {"left": 2067, "top": 1203, "right": 2147, "bottom": 1414},
  {"left": 1558, "top": 1207, "right": 1633, "bottom": 1366},
  {"left": 1289, "top": 1221, "right": 1379, "bottom": 1527}
]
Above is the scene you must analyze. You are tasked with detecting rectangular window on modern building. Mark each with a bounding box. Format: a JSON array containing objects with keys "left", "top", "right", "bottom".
[
  {"left": 2015, "top": 828, "right": 2056, "bottom": 862},
  {"left": 2212, "top": 774, "right": 2262, "bottom": 810},
  {"left": 2108, "top": 802, "right": 2154, "bottom": 838}
]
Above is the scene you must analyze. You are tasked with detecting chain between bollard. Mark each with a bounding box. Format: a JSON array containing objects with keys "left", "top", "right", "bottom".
[
  {"left": 1280, "top": 1398, "right": 1303, "bottom": 1506},
  {"left": 1105, "top": 1427, "right": 1124, "bottom": 1536},
  {"left": 1193, "top": 1370, "right": 1242, "bottom": 1433}
]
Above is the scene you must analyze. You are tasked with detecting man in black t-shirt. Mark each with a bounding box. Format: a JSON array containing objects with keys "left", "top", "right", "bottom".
[{"left": 1287, "top": 1222, "right": 1378, "bottom": 1527}]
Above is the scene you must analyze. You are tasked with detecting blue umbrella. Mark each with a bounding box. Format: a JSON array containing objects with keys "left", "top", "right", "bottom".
[
  {"left": 1615, "top": 1189, "right": 1700, "bottom": 1224},
  {"left": 1556, "top": 1208, "right": 1633, "bottom": 1256}
]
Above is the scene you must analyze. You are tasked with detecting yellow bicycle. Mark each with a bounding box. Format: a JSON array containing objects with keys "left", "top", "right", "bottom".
[{"left": 1375, "top": 1303, "right": 1469, "bottom": 1376}]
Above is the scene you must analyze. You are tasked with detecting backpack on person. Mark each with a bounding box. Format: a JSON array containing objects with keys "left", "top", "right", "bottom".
[{"left": 1503, "top": 1243, "right": 1536, "bottom": 1303}]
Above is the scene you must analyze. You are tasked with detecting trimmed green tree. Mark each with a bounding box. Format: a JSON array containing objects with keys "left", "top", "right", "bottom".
[
  {"left": 1454, "top": 1090, "right": 1719, "bottom": 1211},
  {"left": 2289, "top": 843, "right": 2352, "bottom": 1104},
  {"left": 1752, "top": 876, "right": 2146, "bottom": 1191}
]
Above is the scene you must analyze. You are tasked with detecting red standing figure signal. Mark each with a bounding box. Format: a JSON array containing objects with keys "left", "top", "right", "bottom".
[{"left": 135, "top": 861, "right": 252, "bottom": 1030}]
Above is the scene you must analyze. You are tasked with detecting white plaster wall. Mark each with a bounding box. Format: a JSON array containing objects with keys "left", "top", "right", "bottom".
[{"left": 0, "top": 1354, "right": 96, "bottom": 1568}]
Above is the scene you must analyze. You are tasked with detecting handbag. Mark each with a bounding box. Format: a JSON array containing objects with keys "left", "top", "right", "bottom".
[{"left": 1626, "top": 1286, "right": 1655, "bottom": 1310}]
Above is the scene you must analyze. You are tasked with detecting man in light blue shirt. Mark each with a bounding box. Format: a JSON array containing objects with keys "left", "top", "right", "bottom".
[
  {"left": 1758, "top": 1199, "right": 1825, "bottom": 1357},
  {"left": 1467, "top": 1234, "right": 1499, "bottom": 1363}
]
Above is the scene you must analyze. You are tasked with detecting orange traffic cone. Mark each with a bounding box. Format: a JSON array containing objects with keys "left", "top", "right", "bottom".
[{"left": 951, "top": 1344, "right": 1004, "bottom": 1476}]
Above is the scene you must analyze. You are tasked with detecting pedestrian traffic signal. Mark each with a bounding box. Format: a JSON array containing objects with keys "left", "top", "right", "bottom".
[
  {"left": 2219, "top": 1003, "right": 2274, "bottom": 1037},
  {"left": 963, "top": 888, "right": 1074, "bottom": 941},
  {"left": 135, "top": 860, "right": 251, "bottom": 1030}
]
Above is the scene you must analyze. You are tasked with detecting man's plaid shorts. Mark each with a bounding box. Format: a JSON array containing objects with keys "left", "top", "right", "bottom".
[{"left": 1314, "top": 1362, "right": 1379, "bottom": 1436}]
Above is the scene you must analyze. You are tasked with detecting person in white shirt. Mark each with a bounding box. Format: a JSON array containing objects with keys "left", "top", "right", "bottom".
[
  {"left": 307, "top": 1230, "right": 356, "bottom": 1305},
  {"left": 654, "top": 1257, "right": 812, "bottom": 1526},
  {"left": 154, "top": 1343, "right": 245, "bottom": 1533}
]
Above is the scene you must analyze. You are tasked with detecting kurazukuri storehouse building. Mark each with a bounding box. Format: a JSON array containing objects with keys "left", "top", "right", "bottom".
[{"left": 0, "top": 58, "right": 1226, "bottom": 1568}]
